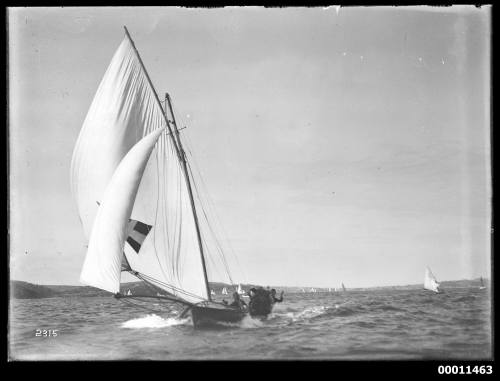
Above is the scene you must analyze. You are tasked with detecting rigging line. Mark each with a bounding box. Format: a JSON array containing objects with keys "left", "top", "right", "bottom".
[
  {"left": 162, "top": 141, "right": 173, "bottom": 263},
  {"left": 139, "top": 278, "right": 203, "bottom": 303},
  {"left": 127, "top": 268, "right": 202, "bottom": 301},
  {"left": 136, "top": 271, "right": 206, "bottom": 301},
  {"left": 174, "top": 162, "right": 183, "bottom": 280},
  {"left": 149, "top": 134, "right": 172, "bottom": 286},
  {"left": 180, "top": 133, "right": 248, "bottom": 284},
  {"left": 188, "top": 167, "right": 232, "bottom": 281},
  {"left": 200, "top": 223, "right": 230, "bottom": 284},
  {"left": 185, "top": 164, "right": 231, "bottom": 281},
  {"left": 187, "top": 162, "right": 235, "bottom": 283},
  {"left": 137, "top": 276, "right": 167, "bottom": 298},
  {"left": 169, "top": 100, "right": 244, "bottom": 285},
  {"left": 200, "top": 231, "right": 227, "bottom": 285},
  {"left": 193, "top": 183, "right": 237, "bottom": 285},
  {"left": 137, "top": 272, "right": 192, "bottom": 298},
  {"left": 133, "top": 279, "right": 191, "bottom": 306},
  {"left": 177, "top": 138, "right": 228, "bottom": 261}
]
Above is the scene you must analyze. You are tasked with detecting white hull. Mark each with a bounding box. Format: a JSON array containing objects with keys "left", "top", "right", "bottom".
[{"left": 424, "top": 288, "right": 441, "bottom": 294}]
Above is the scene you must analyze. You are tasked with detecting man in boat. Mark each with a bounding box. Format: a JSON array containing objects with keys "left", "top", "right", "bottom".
[
  {"left": 229, "top": 292, "right": 247, "bottom": 311},
  {"left": 269, "top": 289, "right": 284, "bottom": 304},
  {"left": 248, "top": 287, "right": 274, "bottom": 317},
  {"left": 248, "top": 287, "right": 257, "bottom": 298}
]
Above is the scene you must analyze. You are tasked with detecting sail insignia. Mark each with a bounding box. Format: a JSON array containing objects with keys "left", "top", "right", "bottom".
[{"left": 126, "top": 220, "right": 152, "bottom": 253}]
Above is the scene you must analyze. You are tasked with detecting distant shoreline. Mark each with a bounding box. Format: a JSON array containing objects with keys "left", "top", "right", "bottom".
[{"left": 9, "top": 279, "right": 488, "bottom": 299}]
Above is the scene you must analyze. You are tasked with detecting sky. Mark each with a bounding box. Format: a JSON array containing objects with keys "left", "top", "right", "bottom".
[{"left": 9, "top": 6, "right": 491, "bottom": 288}]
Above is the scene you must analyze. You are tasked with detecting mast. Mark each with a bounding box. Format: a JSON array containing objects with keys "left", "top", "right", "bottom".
[
  {"left": 164, "top": 93, "right": 212, "bottom": 302},
  {"left": 123, "top": 26, "right": 211, "bottom": 302}
]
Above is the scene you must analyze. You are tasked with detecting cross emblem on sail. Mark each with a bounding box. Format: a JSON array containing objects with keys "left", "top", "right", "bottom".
[
  {"left": 71, "top": 30, "right": 209, "bottom": 304},
  {"left": 121, "top": 219, "right": 153, "bottom": 271},
  {"left": 125, "top": 219, "right": 152, "bottom": 254}
]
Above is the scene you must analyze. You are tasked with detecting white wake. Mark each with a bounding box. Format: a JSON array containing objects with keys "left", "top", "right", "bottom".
[{"left": 121, "top": 314, "right": 190, "bottom": 329}]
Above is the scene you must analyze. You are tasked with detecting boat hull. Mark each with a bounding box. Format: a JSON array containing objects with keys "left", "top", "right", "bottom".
[
  {"left": 191, "top": 305, "right": 247, "bottom": 328},
  {"left": 423, "top": 288, "right": 441, "bottom": 293}
]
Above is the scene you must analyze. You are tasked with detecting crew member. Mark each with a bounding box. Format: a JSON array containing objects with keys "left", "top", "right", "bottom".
[
  {"left": 229, "top": 292, "right": 247, "bottom": 311},
  {"left": 270, "top": 289, "right": 284, "bottom": 304}
]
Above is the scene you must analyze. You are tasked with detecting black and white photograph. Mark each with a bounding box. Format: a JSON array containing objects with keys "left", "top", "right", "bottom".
[{"left": 8, "top": 6, "right": 492, "bottom": 363}]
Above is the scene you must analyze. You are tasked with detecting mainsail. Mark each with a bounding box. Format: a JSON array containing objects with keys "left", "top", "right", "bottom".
[
  {"left": 71, "top": 30, "right": 209, "bottom": 304},
  {"left": 424, "top": 267, "right": 440, "bottom": 293}
]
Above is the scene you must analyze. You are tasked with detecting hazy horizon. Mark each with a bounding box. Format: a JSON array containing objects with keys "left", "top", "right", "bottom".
[
  {"left": 10, "top": 275, "right": 490, "bottom": 289},
  {"left": 9, "top": 6, "right": 491, "bottom": 289}
]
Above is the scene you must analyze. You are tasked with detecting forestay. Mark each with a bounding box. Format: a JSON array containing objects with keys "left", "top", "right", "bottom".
[{"left": 71, "top": 34, "right": 209, "bottom": 303}]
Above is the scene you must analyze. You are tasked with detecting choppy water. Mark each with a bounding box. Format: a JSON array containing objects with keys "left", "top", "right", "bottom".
[{"left": 9, "top": 288, "right": 492, "bottom": 360}]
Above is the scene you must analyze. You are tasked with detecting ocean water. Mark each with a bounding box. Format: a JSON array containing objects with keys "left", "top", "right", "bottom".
[{"left": 9, "top": 288, "right": 492, "bottom": 360}]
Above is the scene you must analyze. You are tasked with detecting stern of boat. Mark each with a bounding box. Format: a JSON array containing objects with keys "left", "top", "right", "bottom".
[{"left": 190, "top": 303, "right": 247, "bottom": 328}]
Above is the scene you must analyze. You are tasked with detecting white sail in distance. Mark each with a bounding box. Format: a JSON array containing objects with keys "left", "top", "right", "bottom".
[
  {"left": 237, "top": 284, "right": 244, "bottom": 295},
  {"left": 71, "top": 32, "right": 209, "bottom": 303},
  {"left": 424, "top": 267, "right": 440, "bottom": 293}
]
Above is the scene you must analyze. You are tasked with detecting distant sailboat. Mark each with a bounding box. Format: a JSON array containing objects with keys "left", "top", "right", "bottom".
[
  {"left": 126, "top": 289, "right": 132, "bottom": 296},
  {"left": 310, "top": 287, "right": 316, "bottom": 293},
  {"left": 210, "top": 289, "right": 216, "bottom": 296},
  {"left": 222, "top": 287, "right": 228, "bottom": 295},
  {"left": 237, "top": 284, "right": 249, "bottom": 298},
  {"left": 328, "top": 287, "right": 332, "bottom": 292},
  {"left": 479, "top": 277, "right": 486, "bottom": 290},
  {"left": 424, "top": 267, "right": 441, "bottom": 293}
]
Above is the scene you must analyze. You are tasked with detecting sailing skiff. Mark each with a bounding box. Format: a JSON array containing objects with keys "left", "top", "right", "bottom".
[
  {"left": 424, "top": 267, "right": 441, "bottom": 293},
  {"left": 71, "top": 27, "right": 253, "bottom": 328},
  {"left": 479, "top": 277, "right": 486, "bottom": 290}
]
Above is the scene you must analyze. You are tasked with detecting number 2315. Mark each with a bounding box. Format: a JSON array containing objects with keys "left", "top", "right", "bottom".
[{"left": 35, "top": 329, "right": 58, "bottom": 337}]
